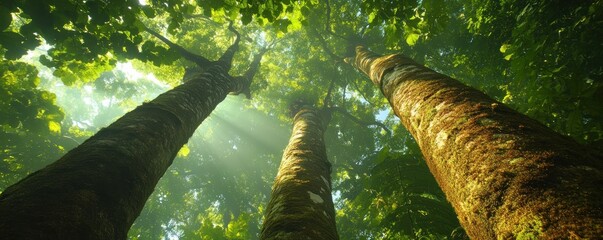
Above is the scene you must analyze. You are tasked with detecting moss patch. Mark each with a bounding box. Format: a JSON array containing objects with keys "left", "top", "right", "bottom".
[{"left": 514, "top": 217, "right": 543, "bottom": 240}]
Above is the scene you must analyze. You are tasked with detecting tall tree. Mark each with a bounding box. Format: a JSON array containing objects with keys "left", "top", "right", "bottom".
[
  {"left": 3, "top": 0, "right": 601, "bottom": 238},
  {"left": 260, "top": 105, "right": 338, "bottom": 239},
  {"left": 345, "top": 45, "right": 603, "bottom": 239},
  {"left": 0, "top": 22, "right": 268, "bottom": 238}
]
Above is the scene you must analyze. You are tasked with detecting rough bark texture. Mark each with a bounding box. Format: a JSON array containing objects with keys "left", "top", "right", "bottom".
[
  {"left": 350, "top": 46, "right": 603, "bottom": 239},
  {"left": 0, "top": 64, "right": 241, "bottom": 239},
  {"left": 260, "top": 107, "right": 339, "bottom": 240}
]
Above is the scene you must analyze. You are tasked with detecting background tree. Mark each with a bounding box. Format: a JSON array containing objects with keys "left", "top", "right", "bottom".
[{"left": 261, "top": 104, "right": 338, "bottom": 240}]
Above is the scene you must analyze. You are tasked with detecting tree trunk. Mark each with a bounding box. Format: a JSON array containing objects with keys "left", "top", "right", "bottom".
[
  {"left": 260, "top": 107, "right": 339, "bottom": 240},
  {"left": 0, "top": 65, "right": 239, "bottom": 239},
  {"left": 348, "top": 46, "right": 603, "bottom": 239}
]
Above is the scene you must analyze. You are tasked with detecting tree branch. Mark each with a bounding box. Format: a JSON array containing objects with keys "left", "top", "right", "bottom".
[
  {"left": 341, "top": 82, "right": 347, "bottom": 108},
  {"left": 346, "top": 75, "right": 379, "bottom": 108},
  {"left": 183, "top": 14, "right": 223, "bottom": 27},
  {"left": 141, "top": 24, "right": 212, "bottom": 66},
  {"left": 217, "top": 21, "right": 241, "bottom": 71},
  {"left": 307, "top": 27, "right": 344, "bottom": 62},
  {"left": 330, "top": 106, "right": 391, "bottom": 137},
  {"left": 322, "top": 78, "right": 337, "bottom": 108},
  {"left": 229, "top": 47, "right": 269, "bottom": 99},
  {"left": 324, "top": 0, "right": 331, "bottom": 33},
  {"left": 243, "top": 47, "right": 268, "bottom": 80}
]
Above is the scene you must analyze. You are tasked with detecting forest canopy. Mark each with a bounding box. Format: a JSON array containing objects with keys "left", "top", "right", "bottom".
[{"left": 1, "top": 0, "right": 602, "bottom": 239}]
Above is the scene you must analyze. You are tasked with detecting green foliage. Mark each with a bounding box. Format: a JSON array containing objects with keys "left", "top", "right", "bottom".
[
  {"left": 464, "top": 0, "right": 603, "bottom": 142},
  {"left": 1, "top": 0, "right": 601, "bottom": 238},
  {"left": 0, "top": 61, "right": 63, "bottom": 133},
  {"left": 336, "top": 141, "right": 466, "bottom": 239},
  {"left": 0, "top": 60, "right": 67, "bottom": 188},
  {"left": 514, "top": 1, "right": 602, "bottom": 142}
]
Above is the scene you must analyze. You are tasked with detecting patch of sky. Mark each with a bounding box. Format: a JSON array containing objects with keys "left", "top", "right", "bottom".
[{"left": 376, "top": 108, "right": 390, "bottom": 121}]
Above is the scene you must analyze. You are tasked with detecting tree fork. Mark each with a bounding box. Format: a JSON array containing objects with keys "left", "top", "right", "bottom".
[
  {"left": 347, "top": 46, "right": 603, "bottom": 239},
  {"left": 260, "top": 107, "right": 339, "bottom": 240},
  {"left": 144, "top": 23, "right": 256, "bottom": 98}
]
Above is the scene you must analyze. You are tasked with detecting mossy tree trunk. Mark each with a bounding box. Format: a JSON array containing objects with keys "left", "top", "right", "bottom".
[
  {"left": 260, "top": 107, "right": 339, "bottom": 240},
  {"left": 348, "top": 46, "right": 603, "bottom": 239},
  {"left": 0, "top": 64, "right": 246, "bottom": 239}
]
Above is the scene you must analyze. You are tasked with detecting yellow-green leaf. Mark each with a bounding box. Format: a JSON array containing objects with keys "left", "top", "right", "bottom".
[
  {"left": 177, "top": 144, "right": 190, "bottom": 157},
  {"left": 406, "top": 33, "right": 420, "bottom": 46},
  {"left": 504, "top": 53, "right": 514, "bottom": 60},
  {"left": 48, "top": 121, "right": 61, "bottom": 133},
  {"left": 368, "top": 11, "right": 377, "bottom": 23},
  {"left": 500, "top": 44, "right": 511, "bottom": 53}
]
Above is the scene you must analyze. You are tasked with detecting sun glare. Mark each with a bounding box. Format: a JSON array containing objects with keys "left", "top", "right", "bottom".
[{"left": 190, "top": 96, "right": 290, "bottom": 163}]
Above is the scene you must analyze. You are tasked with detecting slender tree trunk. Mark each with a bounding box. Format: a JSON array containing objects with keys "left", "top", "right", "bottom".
[
  {"left": 260, "top": 107, "right": 339, "bottom": 240},
  {"left": 0, "top": 65, "right": 238, "bottom": 239},
  {"left": 348, "top": 46, "right": 603, "bottom": 239}
]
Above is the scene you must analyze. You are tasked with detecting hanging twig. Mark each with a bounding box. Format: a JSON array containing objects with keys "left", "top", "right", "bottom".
[
  {"left": 341, "top": 82, "right": 347, "bottom": 108},
  {"left": 322, "top": 78, "right": 338, "bottom": 108}
]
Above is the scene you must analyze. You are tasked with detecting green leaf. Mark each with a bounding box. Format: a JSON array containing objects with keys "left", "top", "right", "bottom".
[
  {"left": 0, "top": 31, "right": 26, "bottom": 59},
  {"left": 273, "top": 19, "right": 291, "bottom": 33},
  {"left": 504, "top": 53, "right": 514, "bottom": 61},
  {"left": 499, "top": 44, "right": 511, "bottom": 53},
  {"left": 374, "top": 146, "right": 390, "bottom": 165},
  {"left": 48, "top": 121, "right": 61, "bottom": 134},
  {"left": 0, "top": 6, "right": 12, "bottom": 31},
  {"left": 405, "top": 33, "right": 420, "bottom": 46},
  {"left": 566, "top": 111, "right": 583, "bottom": 134},
  {"left": 368, "top": 11, "right": 377, "bottom": 24},
  {"left": 177, "top": 144, "right": 190, "bottom": 157},
  {"left": 241, "top": 12, "right": 252, "bottom": 25}
]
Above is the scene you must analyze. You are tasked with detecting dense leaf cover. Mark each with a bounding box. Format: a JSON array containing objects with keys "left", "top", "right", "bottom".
[{"left": 1, "top": 0, "right": 601, "bottom": 238}]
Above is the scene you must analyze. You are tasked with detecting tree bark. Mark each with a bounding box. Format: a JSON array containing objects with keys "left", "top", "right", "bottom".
[
  {"left": 348, "top": 46, "right": 603, "bottom": 239},
  {"left": 0, "top": 64, "right": 243, "bottom": 239},
  {"left": 260, "top": 107, "right": 339, "bottom": 240}
]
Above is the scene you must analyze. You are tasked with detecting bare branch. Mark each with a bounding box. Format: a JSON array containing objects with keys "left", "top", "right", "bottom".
[
  {"left": 183, "top": 14, "right": 223, "bottom": 27},
  {"left": 307, "top": 27, "right": 344, "bottom": 62},
  {"left": 341, "top": 82, "right": 347, "bottom": 108},
  {"left": 142, "top": 24, "right": 212, "bottom": 66},
  {"left": 346, "top": 75, "right": 379, "bottom": 108},
  {"left": 322, "top": 78, "right": 337, "bottom": 108},
  {"left": 217, "top": 21, "right": 241, "bottom": 71},
  {"left": 230, "top": 47, "right": 271, "bottom": 99},
  {"left": 324, "top": 0, "right": 331, "bottom": 33},
  {"left": 330, "top": 106, "right": 391, "bottom": 137}
]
